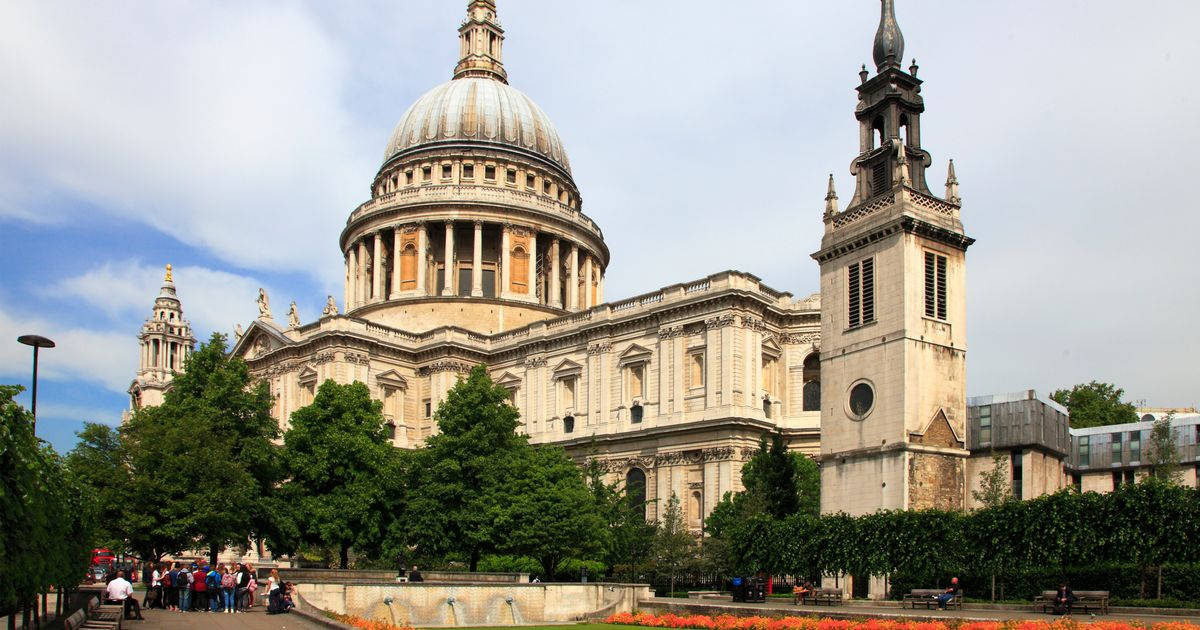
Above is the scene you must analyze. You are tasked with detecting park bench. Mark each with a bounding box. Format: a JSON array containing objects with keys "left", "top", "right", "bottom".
[
  {"left": 63, "top": 597, "right": 121, "bottom": 630},
  {"left": 1034, "top": 590, "right": 1109, "bottom": 615},
  {"left": 903, "top": 588, "right": 963, "bottom": 610},
  {"left": 800, "top": 588, "right": 843, "bottom": 605}
]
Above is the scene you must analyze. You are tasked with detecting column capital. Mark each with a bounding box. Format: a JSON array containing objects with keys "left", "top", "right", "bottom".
[{"left": 473, "top": 219, "right": 483, "bottom": 229}]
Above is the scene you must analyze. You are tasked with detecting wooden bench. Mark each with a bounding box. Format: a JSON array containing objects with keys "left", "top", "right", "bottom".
[
  {"left": 903, "top": 588, "right": 963, "bottom": 610},
  {"left": 800, "top": 588, "right": 843, "bottom": 605},
  {"left": 1034, "top": 590, "right": 1109, "bottom": 615}
]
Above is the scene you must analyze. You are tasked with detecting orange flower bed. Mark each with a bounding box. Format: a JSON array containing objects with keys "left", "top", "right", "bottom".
[
  {"left": 323, "top": 610, "right": 415, "bottom": 630},
  {"left": 603, "top": 613, "right": 1200, "bottom": 630}
]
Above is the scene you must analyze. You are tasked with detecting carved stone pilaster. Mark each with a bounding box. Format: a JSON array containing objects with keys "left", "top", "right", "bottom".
[{"left": 657, "top": 325, "right": 684, "bottom": 340}]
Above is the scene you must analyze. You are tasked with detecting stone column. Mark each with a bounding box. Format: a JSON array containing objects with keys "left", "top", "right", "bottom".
[
  {"left": 357, "top": 239, "right": 369, "bottom": 309},
  {"left": 416, "top": 223, "right": 428, "bottom": 296},
  {"left": 344, "top": 251, "right": 352, "bottom": 310},
  {"left": 500, "top": 225, "right": 511, "bottom": 299},
  {"left": 527, "top": 232, "right": 537, "bottom": 302},
  {"left": 441, "top": 221, "right": 455, "bottom": 296},
  {"left": 472, "top": 221, "right": 483, "bottom": 297},
  {"left": 549, "top": 239, "right": 561, "bottom": 308},
  {"left": 568, "top": 244, "right": 579, "bottom": 310},
  {"left": 373, "top": 232, "right": 384, "bottom": 303},
  {"left": 390, "top": 228, "right": 402, "bottom": 299},
  {"left": 347, "top": 247, "right": 357, "bottom": 309},
  {"left": 582, "top": 255, "right": 594, "bottom": 309}
]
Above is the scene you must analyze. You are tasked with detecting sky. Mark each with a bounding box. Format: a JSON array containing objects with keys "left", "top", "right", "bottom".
[{"left": 2, "top": 0, "right": 1197, "bottom": 454}]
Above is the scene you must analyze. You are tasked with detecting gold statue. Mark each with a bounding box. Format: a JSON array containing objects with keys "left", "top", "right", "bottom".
[{"left": 165, "top": 264, "right": 173, "bottom": 282}]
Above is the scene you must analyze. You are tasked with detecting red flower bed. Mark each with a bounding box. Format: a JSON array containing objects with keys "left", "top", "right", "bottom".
[
  {"left": 604, "top": 612, "right": 1200, "bottom": 630},
  {"left": 323, "top": 610, "right": 415, "bottom": 630}
]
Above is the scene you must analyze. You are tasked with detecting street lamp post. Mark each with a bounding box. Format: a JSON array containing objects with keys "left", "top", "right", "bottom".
[{"left": 17, "top": 334, "right": 55, "bottom": 435}]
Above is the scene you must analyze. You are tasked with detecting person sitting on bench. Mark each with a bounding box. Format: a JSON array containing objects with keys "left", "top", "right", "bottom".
[
  {"left": 1052, "top": 582, "right": 1077, "bottom": 615},
  {"left": 936, "top": 577, "right": 960, "bottom": 610},
  {"left": 104, "top": 570, "right": 145, "bottom": 620},
  {"left": 792, "top": 581, "right": 813, "bottom": 605}
]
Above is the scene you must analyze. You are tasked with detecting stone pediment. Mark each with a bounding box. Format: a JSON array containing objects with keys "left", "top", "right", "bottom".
[
  {"left": 910, "top": 409, "right": 963, "bottom": 448},
  {"left": 494, "top": 371, "right": 522, "bottom": 387},
  {"left": 231, "top": 320, "right": 291, "bottom": 359},
  {"left": 762, "top": 337, "right": 782, "bottom": 357},
  {"left": 376, "top": 369, "right": 409, "bottom": 390},
  {"left": 552, "top": 358, "right": 582, "bottom": 378},
  {"left": 618, "top": 343, "right": 653, "bottom": 364},
  {"left": 297, "top": 365, "right": 319, "bottom": 386}
]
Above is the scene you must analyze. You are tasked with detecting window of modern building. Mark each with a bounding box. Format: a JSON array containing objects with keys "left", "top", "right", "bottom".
[
  {"left": 1011, "top": 450, "right": 1023, "bottom": 500},
  {"left": 687, "top": 351, "right": 705, "bottom": 389},
  {"left": 1078, "top": 436, "right": 1090, "bottom": 467},
  {"left": 463, "top": 163, "right": 475, "bottom": 180},
  {"left": 484, "top": 165, "right": 496, "bottom": 180},
  {"left": 1124, "top": 469, "right": 1135, "bottom": 485},
  {"left": 1072, "top": 473, "right": 1082, "bottom": 493},
  {"left": 1111, "top": 432, "right": 1123, "bottom": 464},
  {"left": 1112, "top": 470, "right": 1122, "bottom": 490},
  {"left": 978, "top": 405, "right": 992, "bottom": 443},
  {"left": 1129, "top": 431, "right": 1141, "bottom": 462},
  {"left": 924, "top": 251, "right": 948, "bottom": 320},
  {"left": 847, "top": 257, "right": 875, "bottom": 328},
  {"left": 563, "top": 415, "right": 575, "bottom": 434},
  {"left": 630, "top": 403, "right": 643, "bottom": 424}
]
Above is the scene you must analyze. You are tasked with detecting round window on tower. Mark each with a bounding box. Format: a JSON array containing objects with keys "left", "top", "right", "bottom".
[{"left": 846, "top": 380, "right": 876, "bottom": 421}]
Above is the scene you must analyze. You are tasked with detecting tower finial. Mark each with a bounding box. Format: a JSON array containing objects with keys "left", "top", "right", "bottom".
[
  {"left": 945, "top": 159, "right": 961, "bottom": 204},
  {"left": 824, "top": 174, "right": 839, "bottom": 218},
  {"left": 165, "top": 264, "right": 173, "bottom": 283},
  {"left": 453, "top": 0, "right": 508, "bottom": 83},
  {"left": 872, "top": 0, "right": 905, "bottom": 72}
]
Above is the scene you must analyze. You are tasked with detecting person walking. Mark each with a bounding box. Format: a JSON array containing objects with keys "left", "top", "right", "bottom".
[
  {"left": 246, "top": 564, "right": 258, "bottom": 609},
  {"left": 266, "top": 568, "right": 282, "bottom": 614}
]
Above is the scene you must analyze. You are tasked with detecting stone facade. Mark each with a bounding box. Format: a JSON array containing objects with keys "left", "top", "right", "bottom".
[{"left": 124, "top": 265, "right": 196, "bottom": 421}]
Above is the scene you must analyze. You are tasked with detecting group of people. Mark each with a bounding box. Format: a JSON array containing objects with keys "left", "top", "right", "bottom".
[{"left": 141, "top": 562, "right": 259, "bottom": 613}]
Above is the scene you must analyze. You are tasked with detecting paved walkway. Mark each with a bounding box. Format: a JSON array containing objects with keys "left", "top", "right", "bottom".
[{"left": 136, "top": 607, "right": 326, "bottom": 630}]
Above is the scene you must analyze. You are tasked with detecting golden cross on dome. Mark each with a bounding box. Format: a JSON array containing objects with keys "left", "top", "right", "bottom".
[{"left": 165, "top": 264, "right": 173, "bottom": 282}]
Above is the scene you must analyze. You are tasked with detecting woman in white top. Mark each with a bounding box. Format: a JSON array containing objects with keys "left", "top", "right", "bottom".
[
  {"left": 266, "top": 568, "right": 281, "bottom": 614},
  {"left": 150, "top": 564, "right": 163, "bottom": 609}
]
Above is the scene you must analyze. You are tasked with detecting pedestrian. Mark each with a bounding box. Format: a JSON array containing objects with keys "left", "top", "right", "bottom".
[
  {"left": 235, "top": 563, "right": 251, "bottom": 611},
  {"left": 165, "top": 563, "right": 179, "bottom": 611},
  {"left": 206, "top": 565, "right": 222, "bottom": 612},
  {"left": 266, "top": 568, "right": 282, "bottom": 614},
  {"left": 246, "top": 564, "right": 258, "bottom": 609},
  {"left": 221, "top": 565, "right": 237, "bottom": 613},
  {"left": 179, "top": 564, "right": 194, "bottom": 612},
  {"left": 193, "top": 564, "right": 208, "bottom": 612}
]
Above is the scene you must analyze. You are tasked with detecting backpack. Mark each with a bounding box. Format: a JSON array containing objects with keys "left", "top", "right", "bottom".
[
  {"left": 206, "top": 571, "right": 220, "bottom": 590},
  {"left": 222, "top": 573, "right": 236, "bottom": 589},
  {"left": 164, "top": 570, "right": 176, "bottom": 587}
]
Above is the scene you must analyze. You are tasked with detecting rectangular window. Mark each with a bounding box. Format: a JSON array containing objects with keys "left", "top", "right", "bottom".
[
  {"left": 687, "top": 351, "right": 705, "bottom": 389},
  {"left": 1124, "top": 470, "right": 1136, "bottom": 485},
  {"left": 1011, "top": 450, "right": 1023, "bottom": 500},
  {"left": 457, "top": 267, "right": 472, "bottom": 297},
  {"left": 484, "top": 165, "right": 496, "bottom": 180},
  {"left": 1072, "top": 473, "right": 1082, "bottom": 493},
  {"left": 436, "top": 267, "right": 447, "bottom": 294},
  {"left": 1078, "top": 436, "right": 1090, "bottom": 467},
  {"left": 405, "top": 171, "right": 414, "bottom": 185},
  {"left": 422, "top": 165, "right": 432, "bottom": 181},
  {"left": 562, "top": 377, "right": 577, "bottom": 411},
  {"left": 871, "top": 161, "right": 889, "bottom": 196},
  {"left": 543, "top": 180, "right": 551, "bottom": 194},
  {"left": 629, "top": 363, "right": 644, "bottom": 399},
  {"left": 1129, "top": 431, "right": 1141, "bottom": 462},
  {"left": 441, "top": 164, "right": 452, "bottom": 179},
  {"left": 1112, "top": 470, "right": 1122, "bottom": 490},
  {"left": 506, "top": 169, "right": 517, "bottom": 184},
  {"left": 526, "top": 174, "right": 535, "bottom": 188},
  {"left": 1111, "top": 432, "right": 1123, "bottom": 464},
  {"left": 924, "top": 251, "right": 948, "bottom": 320},
  {"left": 423, "top": 400, "right": 432, "bottom": 418},
  {"left": 978, "top": 405, "right": 992, "bottom": 443},
  {"left": 847, "top": 257, "right": 874, "bottom": 328},
  {"left": 463, "top": 163, "right": 475, "bottom": 180},
  {"left": 481, "top": 268, "right": 496, "bottom": 299}
]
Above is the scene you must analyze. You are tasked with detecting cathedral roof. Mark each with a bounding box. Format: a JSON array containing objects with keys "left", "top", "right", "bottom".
[{"left": 382, "top": 77, "right": 571, "bottom": 175}]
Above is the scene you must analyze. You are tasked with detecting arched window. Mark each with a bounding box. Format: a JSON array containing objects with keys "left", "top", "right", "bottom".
[
  {"left": 899, "top": 114, "right": 910, "bottom": 146},
  {"left": 872, "top": 116, "right": 886, "bottom": 148},
  {"left": 630, "top": 402, "right": 643, "bottom": 424},
  {"left": 802, "top": 353, "right": 821, "bottom": 412},
  {"left": 563, "top": 415, "right": 575, "bottom": 434},
  {"left": 689, "top": 491, "right": 703, "bottom": 528},
  {"left": 400, "top": 243, "right": 417, "bottom": 289},
  {"left": 626, "top": 468, "right": 647, "bottom": 520},
  {"left": 763, "top": 397, "right": 772, "bottom": 418},
  {"left": 511, "top": 245, "right": 529, "bottom": 294}
]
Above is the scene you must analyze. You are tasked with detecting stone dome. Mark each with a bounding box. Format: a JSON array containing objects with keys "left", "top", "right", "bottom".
[{"left": 382, "top": 77, "right": 571, "bottom": 175}]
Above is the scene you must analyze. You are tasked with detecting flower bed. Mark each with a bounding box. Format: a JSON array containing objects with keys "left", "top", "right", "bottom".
[
  {"left": 604, "top": 612, "right": 1200, "bottom": 630},
  {"left": 322, "top": 610, "right": 415, "bottom": 630}
]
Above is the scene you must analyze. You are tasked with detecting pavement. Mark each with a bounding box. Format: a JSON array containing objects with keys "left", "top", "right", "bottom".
[
  {"left": 134, "top": 606, "right": 327, "bottom": 630},
  {"left": 640, "top": 597, "right": 1200, "bottom": 625}
]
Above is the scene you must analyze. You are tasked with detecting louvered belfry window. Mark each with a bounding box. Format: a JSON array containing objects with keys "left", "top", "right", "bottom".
[
  {"left": 847, "top": 257, "right": 875, "bottom": 329},
  {"left": 924, "top": 251, "right": 948, "bottom": 320}
]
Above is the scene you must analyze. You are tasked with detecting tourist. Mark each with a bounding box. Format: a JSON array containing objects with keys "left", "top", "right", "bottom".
[
  {"left": 792, "top": 580, "right": 813, "bottom": 605},
  {"left": 408, "top": 566, "right": 423, "bottom": 582},
  {"left": 235, "top": 563, "right": 250, "bottom": 611},
  {"left": 179, "top": 564, "right": 194, "bottom": 612},
  {"left": 266, "top": 568, "right": 282, "bottom": 614},
  {"left": 206, "top": 565, "right": 222, "bottom": 612},
  {"left": 1052, "top": 582, "right": 1078, "bottom": 615},
  {"left": 221, "top": 564, "right": 237, "bottom": 613},
  {"left": 281, "top": 582, "right": 296, "bottom": 612},
  {"left": 165, "top": 563, "right": 179, "bottom": 611},
  {"left": 246, "top": 564, "right": 258, "bottom": 609},
  {"left": 193, "top": 564, "right": 209, "bottom": 612},
  {"left": 104, "top": 570, "right": 145, "bottom": 620},
  {"left": 936, "top": 577, "right": 960, "bottom": 610}
]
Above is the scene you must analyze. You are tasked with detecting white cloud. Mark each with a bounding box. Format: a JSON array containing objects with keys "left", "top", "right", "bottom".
[
  {"left": 0, "top": 306, "right": 134, "bottom": 394},
  {"left": 0, "top": 1, "right": 370, "bottom": 285}
]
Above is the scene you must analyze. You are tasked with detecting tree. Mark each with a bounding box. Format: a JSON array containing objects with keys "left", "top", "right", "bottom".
[
  {"left": 652, "top": 493, "right": 696, "bottom": 596},
  {"left": 65, "top": 423, "right": 125, "bottom": 549},
  {"left": 1050, "top": 381, "right": 1138, "bottom": 429},
  {"left": 279, "top": 380, "right": 398, "bottom": 568},
  {"left": 971, "top": 451, "right": 1012, "bottom": 508},
  {"left": 123, "top": 332, "right": 282, "bottom": 564},
  {"left": 1144, "top": 414, "right": 1182, "bottom": 484},
  {"left": 403, "top": 365, "right": 529, "bottom": 570},
  {"left": 496, "top": 445, "right": 606, "bottom": 576},
  {"left": 586, "top": 459, "right": 654, "bottom": 582}
]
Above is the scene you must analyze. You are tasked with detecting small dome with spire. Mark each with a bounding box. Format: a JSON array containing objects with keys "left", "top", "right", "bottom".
[{"left": 872, "top": 0, "right": 905, "bottom": 71}]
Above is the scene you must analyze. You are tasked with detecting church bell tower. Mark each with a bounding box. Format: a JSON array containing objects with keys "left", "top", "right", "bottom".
[
  {"left": 813, "top": 0, "right": 974, "bottom": 516},
  {"left": 126, "top": 264, "right": 196, "bottom": 418}
]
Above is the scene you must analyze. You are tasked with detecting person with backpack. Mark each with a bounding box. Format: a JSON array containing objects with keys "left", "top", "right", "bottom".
[
  {"left": 193, "top": 564, "right": 208, "bottom": 612},
  {"left": 164, "top": 563, "right": 178, "bottom": 611},
  {"left": 246, "top": 564, "right": 258, "bottom": 609},
  {"left": 235, "top": 563, "right": 251, "bottom": 611},
  {"left": 179, "top": 564, "right": 193, "bottom": 612},
  {"left": 206, "top": 566, "right": 222, "bottom": 612},
  {"left": 221, "top": 565, "right": 237, "bottom": 613}
]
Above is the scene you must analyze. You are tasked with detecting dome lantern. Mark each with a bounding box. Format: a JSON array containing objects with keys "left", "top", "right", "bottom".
[{"left": 453, "top": 0, "right": 507, "bottom": 84}]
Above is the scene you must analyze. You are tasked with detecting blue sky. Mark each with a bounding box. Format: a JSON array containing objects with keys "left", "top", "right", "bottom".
[{"left": 3, "top": 1, "right": 1198, "bottom": 454}]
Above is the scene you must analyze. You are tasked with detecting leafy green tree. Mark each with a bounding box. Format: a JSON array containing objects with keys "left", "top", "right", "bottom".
[
  {"left": 65, "top": 422, "right": 125, "bottom": 549},
  {"left": 1144, "top": 414, "right": 1182, "bottom": 484},
  {"left": 652, "top": 493, "right": 696, "bottom": 596},
  {"left": 402, "top": 365, "right": 528, "bottom": 570},
  {"left": 279, "top": 380, "right": 398, "bottom": 568},
  {"left": 123, "top": 332, "right": 282, "bottom": 563},
  {"left": 586, "top": 459, "right": 654, "bottom": 581},
  {"left": 1050, "top": 381, "right": 1138, "bottom": 429},
  {"left": 971, "top": 451, "right": 1012, "bottom": 508}
]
